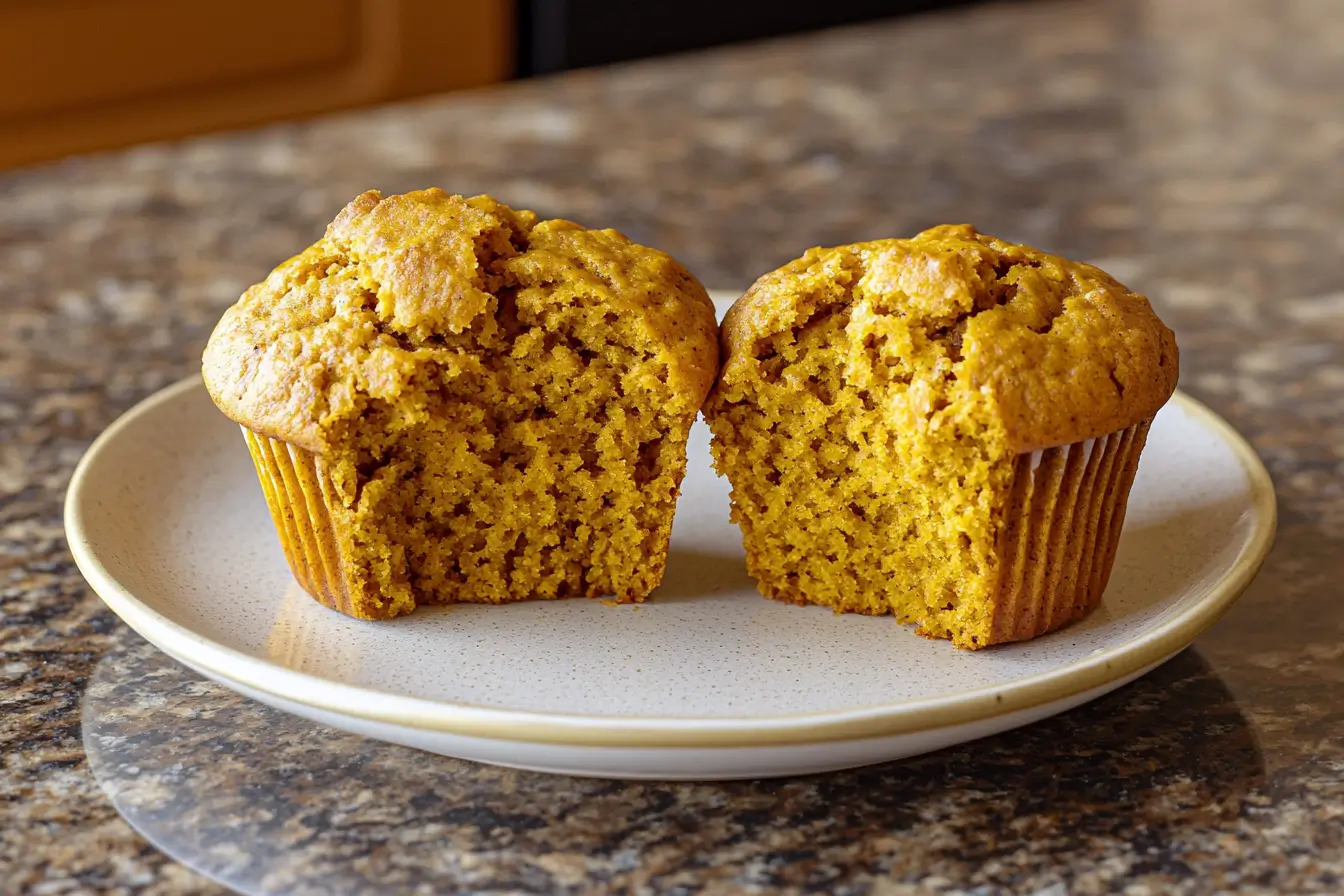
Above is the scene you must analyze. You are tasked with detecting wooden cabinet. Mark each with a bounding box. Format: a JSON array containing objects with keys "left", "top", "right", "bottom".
[{"left": 0, "top": 0, "right": 511, "bottom": 168}]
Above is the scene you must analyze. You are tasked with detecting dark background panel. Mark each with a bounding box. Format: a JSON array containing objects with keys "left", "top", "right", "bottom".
[{"left": 517, "top": 0, "right": 990, "bottom": 76}]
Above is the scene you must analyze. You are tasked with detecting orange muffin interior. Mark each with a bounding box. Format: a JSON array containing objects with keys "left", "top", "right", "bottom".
[
  {"left": 206, "top": 189, "right": 717, "bottom": 619},
  {"left": 705, "top": 225, "right": 1177, "bottom": 648}
]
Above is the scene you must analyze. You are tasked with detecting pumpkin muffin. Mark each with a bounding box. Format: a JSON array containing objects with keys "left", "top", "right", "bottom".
[
  {"left": 704, "top": 225, "right": 1178, "bottom": 648},
  {"left": 203, "top": 188, "right": 718, "bottom": 619}
]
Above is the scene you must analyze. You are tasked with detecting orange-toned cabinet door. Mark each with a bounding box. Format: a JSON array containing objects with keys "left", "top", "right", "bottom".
[{"left": 0, "top": 0, "right": 510, "bottom": 168}]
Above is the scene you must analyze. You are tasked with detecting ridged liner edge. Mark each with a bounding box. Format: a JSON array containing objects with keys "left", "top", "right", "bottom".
[
  {"left": 988, "top": 420, "right": 1152, "bottom": 645},
  {"left": 241, "top": 427, "right": 354, "bottom": 616}
]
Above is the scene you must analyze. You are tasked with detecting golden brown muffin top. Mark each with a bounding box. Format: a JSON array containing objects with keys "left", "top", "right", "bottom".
[
  {"left": 203, "top": 188, "right": 718, "bottom": 453},
  {"left": 717, "top": 224, "right": 1178, "bottom": 453}
]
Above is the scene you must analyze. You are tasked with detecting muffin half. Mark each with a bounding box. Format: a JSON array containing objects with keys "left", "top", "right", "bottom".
[
  {"left": 703, "top": 225, "right": 1178, "bottom": 648},
  {"left": 203, "top": 188, "right": 718, "bottom": 619}
]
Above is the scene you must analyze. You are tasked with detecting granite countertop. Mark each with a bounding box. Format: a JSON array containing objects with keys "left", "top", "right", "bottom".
[{"left": 3, "top": 0, "right": 1343, "bottom": 891}]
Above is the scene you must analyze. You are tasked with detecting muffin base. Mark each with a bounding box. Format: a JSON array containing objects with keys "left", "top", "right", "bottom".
[
  {"left": 740, "top": 420, "right": 1153, "bottom": 648},
  {"left": 241, "top": 424, "right": 683, "bottom": 619}
]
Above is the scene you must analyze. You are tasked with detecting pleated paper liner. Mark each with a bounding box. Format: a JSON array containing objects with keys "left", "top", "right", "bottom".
[
  {"left": 241, "top": 427, "right": 357, "bottom": 616},
  {"left": 988, "top": 419, "right": 1152, "bottom": 645}
]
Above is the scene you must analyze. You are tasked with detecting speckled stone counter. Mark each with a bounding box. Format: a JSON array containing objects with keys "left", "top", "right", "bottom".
[{"left": 3, "top": 0, "right": 1342, "bottom": 891}]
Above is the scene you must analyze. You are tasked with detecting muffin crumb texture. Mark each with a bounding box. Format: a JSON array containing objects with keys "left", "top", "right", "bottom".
[
  {"left": 204, "top": 189, "right": 717, "bottom": 619},
  {"left": 705, "top": 225, "right": 1177, "bottom": 648}
]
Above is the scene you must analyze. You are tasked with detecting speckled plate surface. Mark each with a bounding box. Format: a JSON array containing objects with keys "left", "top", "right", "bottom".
[{"left": 66, "top": 295, "right": 1275, "bottom": 780}]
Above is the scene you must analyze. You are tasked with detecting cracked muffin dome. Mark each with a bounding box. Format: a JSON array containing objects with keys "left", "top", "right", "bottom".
[
  {"left": 704, "top": 225, "right": 1177, "bottom": 648},
  {"left": 203, "top": 188, "right": 718, "bottom": 619}
]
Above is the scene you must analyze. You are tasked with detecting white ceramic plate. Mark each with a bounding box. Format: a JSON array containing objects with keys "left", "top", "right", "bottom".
[{"left": 67, "top": 294, "right": 1275, "bottom": 780}]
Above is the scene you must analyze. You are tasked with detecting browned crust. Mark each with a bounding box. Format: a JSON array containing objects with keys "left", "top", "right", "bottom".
[
  {"left": 714, "top": 225, "right": 1178, "bottom": 453},
  {"left": 203, "top": 188, "right": 718, "bottom": 455}
]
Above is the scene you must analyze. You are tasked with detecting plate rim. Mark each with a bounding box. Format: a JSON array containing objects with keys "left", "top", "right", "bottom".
[{"left": 65, "top": 377, "right": 1277, "bottom": 749}]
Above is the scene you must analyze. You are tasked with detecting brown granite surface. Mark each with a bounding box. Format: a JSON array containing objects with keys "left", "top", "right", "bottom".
[{"left": 2, "top": 0, "right": 1342, "bottom": 891}]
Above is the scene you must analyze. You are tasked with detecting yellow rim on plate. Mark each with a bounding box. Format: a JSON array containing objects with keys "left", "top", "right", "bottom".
[{"left": 65, "top": 378, "right": 1276, "bottom": 749}]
